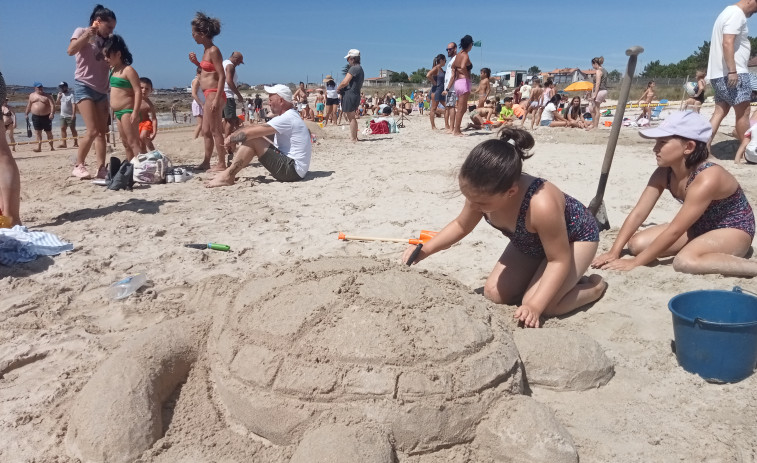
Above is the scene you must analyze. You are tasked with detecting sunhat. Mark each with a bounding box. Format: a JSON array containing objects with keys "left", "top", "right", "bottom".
[{"left": 639, "top": 111, "right": 712, "bottom": 143}]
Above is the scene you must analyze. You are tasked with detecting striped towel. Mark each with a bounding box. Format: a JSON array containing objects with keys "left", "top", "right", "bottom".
[{"left": 0, "top": 225, "right": 74, "bottom": 265}]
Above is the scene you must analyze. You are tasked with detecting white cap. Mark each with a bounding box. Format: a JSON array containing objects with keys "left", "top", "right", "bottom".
[
  {"left": 639, "top": 111, "right": 712, "bottom": 143},
  {"left": 264, "top": 84, "right": 293, "bottom": 103},
  {"left": 344, "top": 49, "right": 360, "bottom": 59}
]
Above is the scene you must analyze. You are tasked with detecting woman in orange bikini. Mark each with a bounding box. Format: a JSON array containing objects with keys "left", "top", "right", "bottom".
[{"left": 188, "top": 12, "right": 226, "bottom": 171}]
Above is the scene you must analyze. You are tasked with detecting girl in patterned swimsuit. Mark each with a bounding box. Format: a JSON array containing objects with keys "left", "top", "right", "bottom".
[
  {"left": 593, "top": 111, "right": 757, "bottom": 276},
  {"left": 403, "top": 127, "right": 606, "bottom": 328}
]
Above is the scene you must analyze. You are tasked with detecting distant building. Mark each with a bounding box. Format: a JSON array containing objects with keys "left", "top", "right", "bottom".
[
  {"left": 493, "top": 70, "right": 527, "bottom": 88},
  {"left": 748, "top": 56, "right": 757, "bottom": 74},
  {"left": 364, "top": 69, "right": 396, "bottom": 87},
  {"left": 544, "top": 68, "right": 590, "bottom": 84}
]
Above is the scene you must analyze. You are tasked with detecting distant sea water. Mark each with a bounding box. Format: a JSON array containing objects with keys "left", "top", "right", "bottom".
[{"left": 5, "top": 85, "right": 193, "bottom": 137}]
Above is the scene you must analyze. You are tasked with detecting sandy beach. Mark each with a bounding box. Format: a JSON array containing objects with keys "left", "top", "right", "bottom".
[{"left": 2, "top": 101, "right": 757, "bottom": 462}]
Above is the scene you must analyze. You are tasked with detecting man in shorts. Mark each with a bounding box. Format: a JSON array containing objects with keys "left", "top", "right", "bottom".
[
  {"left": 206, "top": 84, "right": 311, "bottom": 187},
  {"left": 24, "top": 82, "right": 55, "bottom": 153},
  {"left": 222, "top": 51, "right": 245, "bottom": 152},
  {"left": 443, "top": 42, "right": 457, "bottom": 131},
  {"left": 707, "top": 0, "right": 757, "bottom": 150},
  {"left": 56, "top": 82, "right": 78, "bottom": 148}
]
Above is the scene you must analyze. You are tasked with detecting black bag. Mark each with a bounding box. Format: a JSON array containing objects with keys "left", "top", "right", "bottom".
[
  {"left": 26, "top": 117, "right": 32, "bottom": 138},
  {"left": 106, "top": 157, "right": 135, "bottom": 191}
]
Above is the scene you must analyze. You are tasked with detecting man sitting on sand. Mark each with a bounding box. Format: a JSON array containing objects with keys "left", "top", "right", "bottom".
[{"left": 206, "top": 84, "right": 311, "bottom": 187}]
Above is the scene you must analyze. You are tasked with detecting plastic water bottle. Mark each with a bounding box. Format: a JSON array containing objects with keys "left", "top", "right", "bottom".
[{"left": 107, "top": 273, "right": 147, "bottom": 300}]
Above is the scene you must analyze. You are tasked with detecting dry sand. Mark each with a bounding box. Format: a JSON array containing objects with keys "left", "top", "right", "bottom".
[{"left": 1, "top": 102, "right": 757, "bottom": 462}]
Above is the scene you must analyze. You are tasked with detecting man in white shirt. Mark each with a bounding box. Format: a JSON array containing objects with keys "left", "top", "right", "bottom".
[
  {"left": 443, "top": 42, "right": 457, "bottom": 131},
  {"left": 707, "top": 0, "right": 757, "bottom": 148},
  {"left": 207, "top": 84, "right": 311, "bottom": 187},
  {"left": 56, "top": 82, "right": 78, "bottom": 148}
]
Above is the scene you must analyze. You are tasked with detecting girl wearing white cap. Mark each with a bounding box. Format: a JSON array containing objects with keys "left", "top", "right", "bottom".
[{"left": 592, "top": 111, "right": 757, "bottom": 276}]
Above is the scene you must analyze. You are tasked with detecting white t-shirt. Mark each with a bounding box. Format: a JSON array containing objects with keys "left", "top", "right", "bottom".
[
  {"left": 444, "top": 55, "right": 456, "bottom": 89},
  {"left": 267, "top": 108, "right": 312, "bottom": 178},
  {"left": 520, "top": 84, "right": 532, "bottom": 100},
  {"left": 58, "top": 91, "right": 75, "bottom": 117},
  {"left": 707, "top": 5, "right": 751, "bottom": 79},
  {"left": 223, "top": 59, "right": 238, "bottom": 99},
  {"left": 540, "top": 102, "right": 556, "bottom": 122},
  {"left": 744, "top": 124, "right": 757, "bottom": 163}
]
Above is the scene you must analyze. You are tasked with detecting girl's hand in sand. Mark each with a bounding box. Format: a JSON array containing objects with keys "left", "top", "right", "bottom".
[
  {"left": 401, "top": 245, "right": 426, "bottom": 265},
  {"left": 600, "top": 257, "right": 639, "bottom": 272},
  {"left": 514, "top": 304, "right": 543, "bottom": 328},
  {"left": 591, "top": 251, "right": 620, "bottom": 269},
  {"left": 189, "top": 52, "right": 200, "bottom": 66}
]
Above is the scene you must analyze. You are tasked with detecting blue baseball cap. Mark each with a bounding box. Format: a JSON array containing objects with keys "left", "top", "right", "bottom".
[{"left": 33, "top": 81, "right": 43, "bottom": 88}]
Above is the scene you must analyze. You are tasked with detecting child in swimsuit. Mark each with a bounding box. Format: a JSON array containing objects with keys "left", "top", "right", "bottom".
[
  {"left": 103, "top": 34, "right": 142, "bottom": 161},
  {"left": 403, "top": 127, "right": 606, "bottom": 328},
  {"left": 592, "top": 111, "right": 757, "bottom": 276},
  {"left": 138, "top": 77, "right": 158, "bottom": 153},
  {"left": 188, "top": 12, "right": 226, "bottom": 171}
]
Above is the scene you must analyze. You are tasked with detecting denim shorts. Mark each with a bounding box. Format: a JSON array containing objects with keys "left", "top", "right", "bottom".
[
  {"left": 74, "top": 80, "right": 108, "bottom": 104},
  {"left": 540, "top": 119, "right": 551, "bottom": 126},
  {"left": 711, "top": 74, "right": 752, "bottom": 106}
]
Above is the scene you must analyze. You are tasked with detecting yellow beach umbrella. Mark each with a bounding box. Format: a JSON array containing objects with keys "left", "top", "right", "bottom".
[{"left": 564, "top": 81, "right": 594, "bottom": 92}]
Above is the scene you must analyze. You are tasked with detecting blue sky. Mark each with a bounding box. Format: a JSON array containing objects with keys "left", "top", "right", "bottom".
[{"left": 0, "top": 0, "right": 740, "bottom": 89}]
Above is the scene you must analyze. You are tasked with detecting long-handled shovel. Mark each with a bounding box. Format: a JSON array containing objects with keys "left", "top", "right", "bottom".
[
  {"left": 338, "top": 230, "right": 437, "bottom": 245},
  {"left": 588, "top": 45, "right": 644, "bottom": 231}
]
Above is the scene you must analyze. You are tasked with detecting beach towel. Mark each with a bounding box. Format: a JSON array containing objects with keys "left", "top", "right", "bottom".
[{"left": 0, "top": 225, "right": 73, "bottom": 265}]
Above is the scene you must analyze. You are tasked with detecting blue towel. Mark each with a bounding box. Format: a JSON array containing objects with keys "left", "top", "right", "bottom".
[{"left": 0, "top": 225, "right": 74, "bottom": 265}]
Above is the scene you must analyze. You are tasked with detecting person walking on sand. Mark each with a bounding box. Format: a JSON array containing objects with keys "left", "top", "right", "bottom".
[
  {"left": 55, "top": 82, "right": 78, "bottom": 149},
  {"left": 2, "top": 97, "right": 16, "bottom": 152},
  {"left": 188, "top": 11, "right": 227, "bottom": 172},
  {"left": 190, "top": 67, "right": 204, "bottom": 139},
  {"left": 0, "top": 72, "right": 21, "bottom": 226},
  {"left": 707, "top": 0, "right": 757, "bottom": 151},
  {"left": 636, "top": 81, "right": 656, "bottom": 121},
  {"left": 442, "top": 42, "right": 457, "bottom": 132},
  {"left": 222, "top": 51, "right": 245, "bottom": 149},
  {"left": 24, "top": 83, "right": 56, "bottom": 153},
  {"left": 403, "top": 127, "right": 605, "bottom": 328},
  {"left": 587, "top": 56, "right": 607, "bottom": 130},
  {"left": 338, "top": 49, "right": 364, "bottom": 143},
  {"left": 67, "top": 4, "right": 116, "bottom": 179},
  {"left": 206, "top": 84, "right": 311, "bottom": 187}
]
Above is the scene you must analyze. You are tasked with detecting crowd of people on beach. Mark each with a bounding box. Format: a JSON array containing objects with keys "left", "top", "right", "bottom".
[{"left": 2, "top": 1, "right": 757, "bottom": 329}]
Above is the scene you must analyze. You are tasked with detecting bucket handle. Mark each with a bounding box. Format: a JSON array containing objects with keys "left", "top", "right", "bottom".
[
  {"left": 693, "top": 286, "right": 757, "bottom": 327},
  {"left": 694, "top": 317, "right": 757, "bottom": 328},
  {"left": 733, "top": 286, "right": 757, "bottom": 297}
]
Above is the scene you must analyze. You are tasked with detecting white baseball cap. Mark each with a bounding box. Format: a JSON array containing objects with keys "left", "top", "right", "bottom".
[
  {"left": 264, "top": 84, "right": 293, "bottom": 103},
  {"left": 639, "top": 111, "right": 712, "bottom": 143},
  {"left": 344, "top": 49, "right": 360, "bottom": 59}
]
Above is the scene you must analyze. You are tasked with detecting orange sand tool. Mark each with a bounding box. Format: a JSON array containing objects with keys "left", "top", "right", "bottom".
[{"left": 338, "top": 230, "right": 437, "bottom": 245}]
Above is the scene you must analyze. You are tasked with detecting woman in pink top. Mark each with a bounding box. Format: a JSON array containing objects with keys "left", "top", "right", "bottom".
[{"left": 67, "top": 4, "right": 116, "bottom": 179}]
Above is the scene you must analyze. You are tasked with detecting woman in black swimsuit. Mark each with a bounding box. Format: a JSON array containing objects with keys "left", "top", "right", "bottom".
[{"left": 2, "top": 97, "right": 16, "bottom": 151}]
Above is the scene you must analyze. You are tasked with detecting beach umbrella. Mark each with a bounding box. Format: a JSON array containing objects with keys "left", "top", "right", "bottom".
[{"left": 564, "top": 81, "right": 593, "bottom": 92}]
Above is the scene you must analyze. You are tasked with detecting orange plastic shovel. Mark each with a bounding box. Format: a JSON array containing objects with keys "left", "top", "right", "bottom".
[{"left": 338, "top": 230, "right": 437, "bottom": 245}]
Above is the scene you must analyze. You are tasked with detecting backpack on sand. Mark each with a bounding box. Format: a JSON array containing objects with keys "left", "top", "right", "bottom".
[{"left": 106, "top": 157, "right": 135, "bottom": 191}]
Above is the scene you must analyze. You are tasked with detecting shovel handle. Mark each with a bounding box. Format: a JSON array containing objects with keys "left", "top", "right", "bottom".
[{"left": 338, "top": 233, "right": 410, "bottom": 243}]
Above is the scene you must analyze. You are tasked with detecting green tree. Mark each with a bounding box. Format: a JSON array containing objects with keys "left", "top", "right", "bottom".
[
  {"left": 528, "top": 65, "right": 541, "bottom": 75},
  {"left": 390, "top": 71, "right": 409, "bottom": 83},
  {"left": 409, "top": 68, "right": 429, "bottom": 84},
  {"left": 608, "top": 69, "right": 621, "bottom": 81},
  {"left": 342, "top": 64, "right": 350, "bottom": 76}
]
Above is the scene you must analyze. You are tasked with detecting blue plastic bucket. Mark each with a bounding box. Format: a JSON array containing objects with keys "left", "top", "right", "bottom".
[{"left": 668, "top": 288, "right": 757, "bottom": 383}]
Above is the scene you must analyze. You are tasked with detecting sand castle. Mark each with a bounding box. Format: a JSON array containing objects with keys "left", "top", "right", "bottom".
[{"left": 64, "top": 257, "right": 613, "bottom": 462}]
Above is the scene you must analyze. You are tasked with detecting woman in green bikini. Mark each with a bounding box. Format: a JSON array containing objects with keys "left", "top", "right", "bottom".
[{"left": 103, "top": 34, "right": 142, "bottom": 161}]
